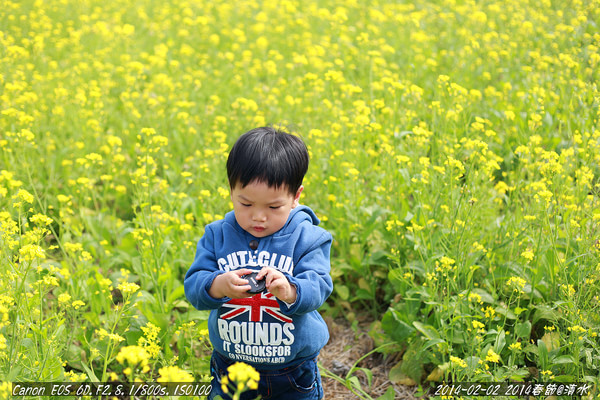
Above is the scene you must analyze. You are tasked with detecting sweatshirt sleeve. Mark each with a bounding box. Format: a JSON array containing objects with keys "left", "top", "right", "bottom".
[
  {"left": 184, "top": 226, "right": 231, "bottom": 310},
  {"left": 278, "top": 230, "right": 333, "bottom": 315}
]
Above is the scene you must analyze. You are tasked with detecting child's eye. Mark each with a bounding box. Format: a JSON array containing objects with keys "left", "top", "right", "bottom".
[
  {"left": 240, "top": 203, "right": 251, "bottom": 207},
  {"left": 270, "top": 206, "right": 282, "bottom": 209}
]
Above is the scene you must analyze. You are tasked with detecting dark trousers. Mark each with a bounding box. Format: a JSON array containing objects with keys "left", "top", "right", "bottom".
[{"left": 208, "top": 351, "right": 323, "bottom": 400}]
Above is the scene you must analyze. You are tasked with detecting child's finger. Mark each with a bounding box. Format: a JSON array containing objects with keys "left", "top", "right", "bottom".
[
  {"left": 232, "top": 278, "right": 252, "bottom": 290},
  {"left": 232, "top": 275, "right": 251, "bottom": 286},
  {"left": 256, "top": 266, "right": 269, "bottom": 280},
  {"left": 230, "top": 285, "right": 253, "bottom": 298},
  {"left": 234, "top": 268, "right": 253, "bottom": 277},
  {"left": 266, "top": 273, "right": 276, "bottom": 288}
]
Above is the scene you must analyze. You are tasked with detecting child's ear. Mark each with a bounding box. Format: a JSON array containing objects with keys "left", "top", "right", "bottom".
[{"left": 292, "top": 185, "right": 303, "bottom": 208}]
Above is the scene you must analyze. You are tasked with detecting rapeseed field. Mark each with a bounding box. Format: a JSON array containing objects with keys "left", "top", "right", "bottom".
[{"left": 1, "top": 0, "right": 599, "bottom": 398}]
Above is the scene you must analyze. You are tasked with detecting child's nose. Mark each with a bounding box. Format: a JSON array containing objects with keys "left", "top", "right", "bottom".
[{"left": 253, "top": 211, "right": 267, "bottom": 221}]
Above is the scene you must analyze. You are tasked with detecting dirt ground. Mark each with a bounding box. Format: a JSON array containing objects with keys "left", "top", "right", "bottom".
[{"left": 319, "top": 318, "right": 419, "bottom": 400}]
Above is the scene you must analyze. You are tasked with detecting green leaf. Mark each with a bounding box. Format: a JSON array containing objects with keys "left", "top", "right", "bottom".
[
  {"left": 388, "top": 361, "right": 403, "bottom": 383},
  {"left": 377, "top": 386, "right": 396, "bottom": 400},
  {"left": 7, "top": 366, "right": 22, "bottom": 381},
  {"left": 515, "top": 321, "right": 531, "bottom": 339},
  {"left": 382, "top": 309, "right": 415, "bottom": 343},
  {"left": 388, "top": 269, "right": 404, "bottom": 292},
  {"left": 551, "top": 355, "right": 576, "bottom": 364},
  {"left": 336, "top": 284, "right": 349, "bottom": 300},
  {"left": 532, "top": 305, "right": 559, "bottom": 324},
  {"left": 494, "top": 330, "right": 506, "bottom": 354},
  {"left": 495, "top": 306, "right": 516, "bottom": 320},
  {"left": 553, "top": 375, "right": 576, "bottom": 383},
  {"left": 80, "top": 362, "right": 99, "bottom": 382},
  {"left": 422, "top": 338, "right": 446, "bottom": 352},
  {"left": 584, "top": 349, "right": 592, "bottom": 367},
  {"left": 509, "top": 368, "right": 530, "bottom": 381},
  {"left": 470, "top": 288, "right": 495, "bottom": 303},
  {"left": 348, "top": 376, "right": 362, "bottom": 390},
  {"left": 167, "top": 285, "right": 186, "bottom": 304},
  {"left": 514, "top": 306, "right": 527, "bottom": 315},
  {"left": 352, "top": 367, "right": 373, "bottom": 387},
  {"left": 537, "top": 339, "right": 549, "bottom": 368},
  {"left": 351, "top": 288, "right": 374, "bottom": 301},
  {"left": 413, "top": 321, "right": 440, "bottom": 340},
  {"left": 400, "top": 341, "right": 425, "bottom": 382},
  {"left": 158, "top": 268, "right": 172, "bottom": 285}
]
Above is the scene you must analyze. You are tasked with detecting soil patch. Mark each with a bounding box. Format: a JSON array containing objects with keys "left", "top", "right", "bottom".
[{"left": 320, "top": 317, "right": 419, "bottom": 399}]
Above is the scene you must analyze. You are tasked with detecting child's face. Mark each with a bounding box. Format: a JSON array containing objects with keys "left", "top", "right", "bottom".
[{"left": 230, "top": 181, "right": 303, "bottom": 238}]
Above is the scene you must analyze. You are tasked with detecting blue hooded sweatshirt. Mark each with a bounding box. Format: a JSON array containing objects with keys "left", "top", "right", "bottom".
[{"left": 184, "top": 205, "right": 333, "bottom": 370}]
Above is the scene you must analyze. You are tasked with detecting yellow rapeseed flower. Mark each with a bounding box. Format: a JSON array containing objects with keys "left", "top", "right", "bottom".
[
  {"left": 19, "top": 244, "right": 45, "bottom": 261},
  {"left": 506, "top": 276, "right": 527, "bottom": 292},
  {"left": 509, "top": 342, "right": 522, "bottom": 351},
  {"left": 117, "top": 282, "right": 140, "bottom": 295},
  {"left": 12, "top": 189, "right": 34, "bottom": 205},
  {"left": 138, "top": 322, "right": 161, "bottom": 358},
  {"left": 450, "top": 356, "right": 467, "bottom": 368},
  {"left": 520, "top": 249, "right": 534, "bottom": 262},
  {"left": 29, "top": 213, "right": 53, "bottom": 226},
  {"left": 226, "top": 362, "right": 260, "bottom": 391},
  {"left": 485, "top": 349, "right": 500, "bottom": 363},
  {"left": 157, "top": 366, "right": 194, "bottom": 382},
  {"left": 116, "top": 345, "right": 150, "bottom": 367}
]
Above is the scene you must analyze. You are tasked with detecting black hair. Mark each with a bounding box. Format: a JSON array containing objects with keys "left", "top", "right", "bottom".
[{"left": 226, "top": 126, "right": 309, "bottom": 194}]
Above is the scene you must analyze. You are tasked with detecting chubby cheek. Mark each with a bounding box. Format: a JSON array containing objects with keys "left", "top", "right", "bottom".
[
  {"left": 272, "top": 214, "right": 289, "bottom": 230},
  {"left": 234, "top": 209, "right": 251, "bottom": 227}
]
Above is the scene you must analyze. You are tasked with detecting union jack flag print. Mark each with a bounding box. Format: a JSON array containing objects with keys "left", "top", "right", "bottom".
[{"left": 220, "top": 292, "right": 293, "bottom": 324}]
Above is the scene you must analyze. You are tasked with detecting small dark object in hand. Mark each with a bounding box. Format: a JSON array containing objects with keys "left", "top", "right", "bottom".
[{"left": 241, "top": 272, "right": 266, "bottom": 294}]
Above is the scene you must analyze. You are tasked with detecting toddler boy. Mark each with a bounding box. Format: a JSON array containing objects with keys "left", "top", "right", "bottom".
[{"left": 184, "top": 126, "right": 333, "bottom": 400}]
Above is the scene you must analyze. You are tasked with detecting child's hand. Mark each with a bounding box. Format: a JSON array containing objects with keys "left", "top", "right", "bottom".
[
  {"left": 256, "top": 267, "right": 297, "bottom": 304},
  {"left": 209, "top": 269, "right": 253, "bottom": 299}
]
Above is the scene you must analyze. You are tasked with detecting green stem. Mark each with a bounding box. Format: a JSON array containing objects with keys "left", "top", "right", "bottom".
[{"left": 100, "top": 306, "right": 124, "bottom": 381}]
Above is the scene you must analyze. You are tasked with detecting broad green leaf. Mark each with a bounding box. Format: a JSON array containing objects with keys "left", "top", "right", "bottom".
[
  {"left": 413, "top": 321, "right": 440, "bottom": 340},
  {"left": 553, "top": 375, "right": 577, "bottom": 383},
  {"left": 515, "top": 321, "right": 531, "bottom": 339},
  {"left": 532, "top": 305, "right": 559, "bottom": 324},
  {"left": 336, "top": 284, "right": 349, "bottom": 300},
  {"left": 382, "top": 309, "right": 415, "bottom": 343},
  {"left": 377, "top": 386, "right": 396, "bottom": 400},
  {"left": 551, "top": 355, "right": 576, "bottom": 364},
  {"left": 422, "top": 338, "right": 446, "bottom": 352},
  {"left": 493, "top": 330, "right": 506, "bottom": 354}
]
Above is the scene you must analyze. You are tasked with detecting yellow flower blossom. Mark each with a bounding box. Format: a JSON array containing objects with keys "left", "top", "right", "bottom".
[
  {"left": 520, "top": 249, "right": 535, "bottom": 262},
  {"left": 12, "top": 189, "right": 34, "bottom": 205},
  {"left": 472, "top": 320, "right": 485, "bottom": 330},
  {"left": 157, "top": 366, "right": 194, "bottom": 382},
  {"left": 19, "top": 244, "right": 45, "bottom": 261},
  {"left": 138, "top": 322, "right": 161, "bottom": 358},
  {"left": 509, "top": 342, "right": 522, "bottom": 351},
  {"left": 29, "top": 214, "right": 53, "bottom": 226},
  {"left": 485, "top": 349, "right": 500, "bottom": 363},
  {"left": 450, "top": 356, "right": 467, "bottom": 368},
  {"left": 116, "top": 345, "right": 150, "bottom": 367},
  {"left": 224, "top": 362, "right": 260, "bottom": 392},
  {"left": 506, "top": 276, "right": 527, "bottom": 292},
  {"left": 117, "top": 282, "right": 140, "bottom": 295}
]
